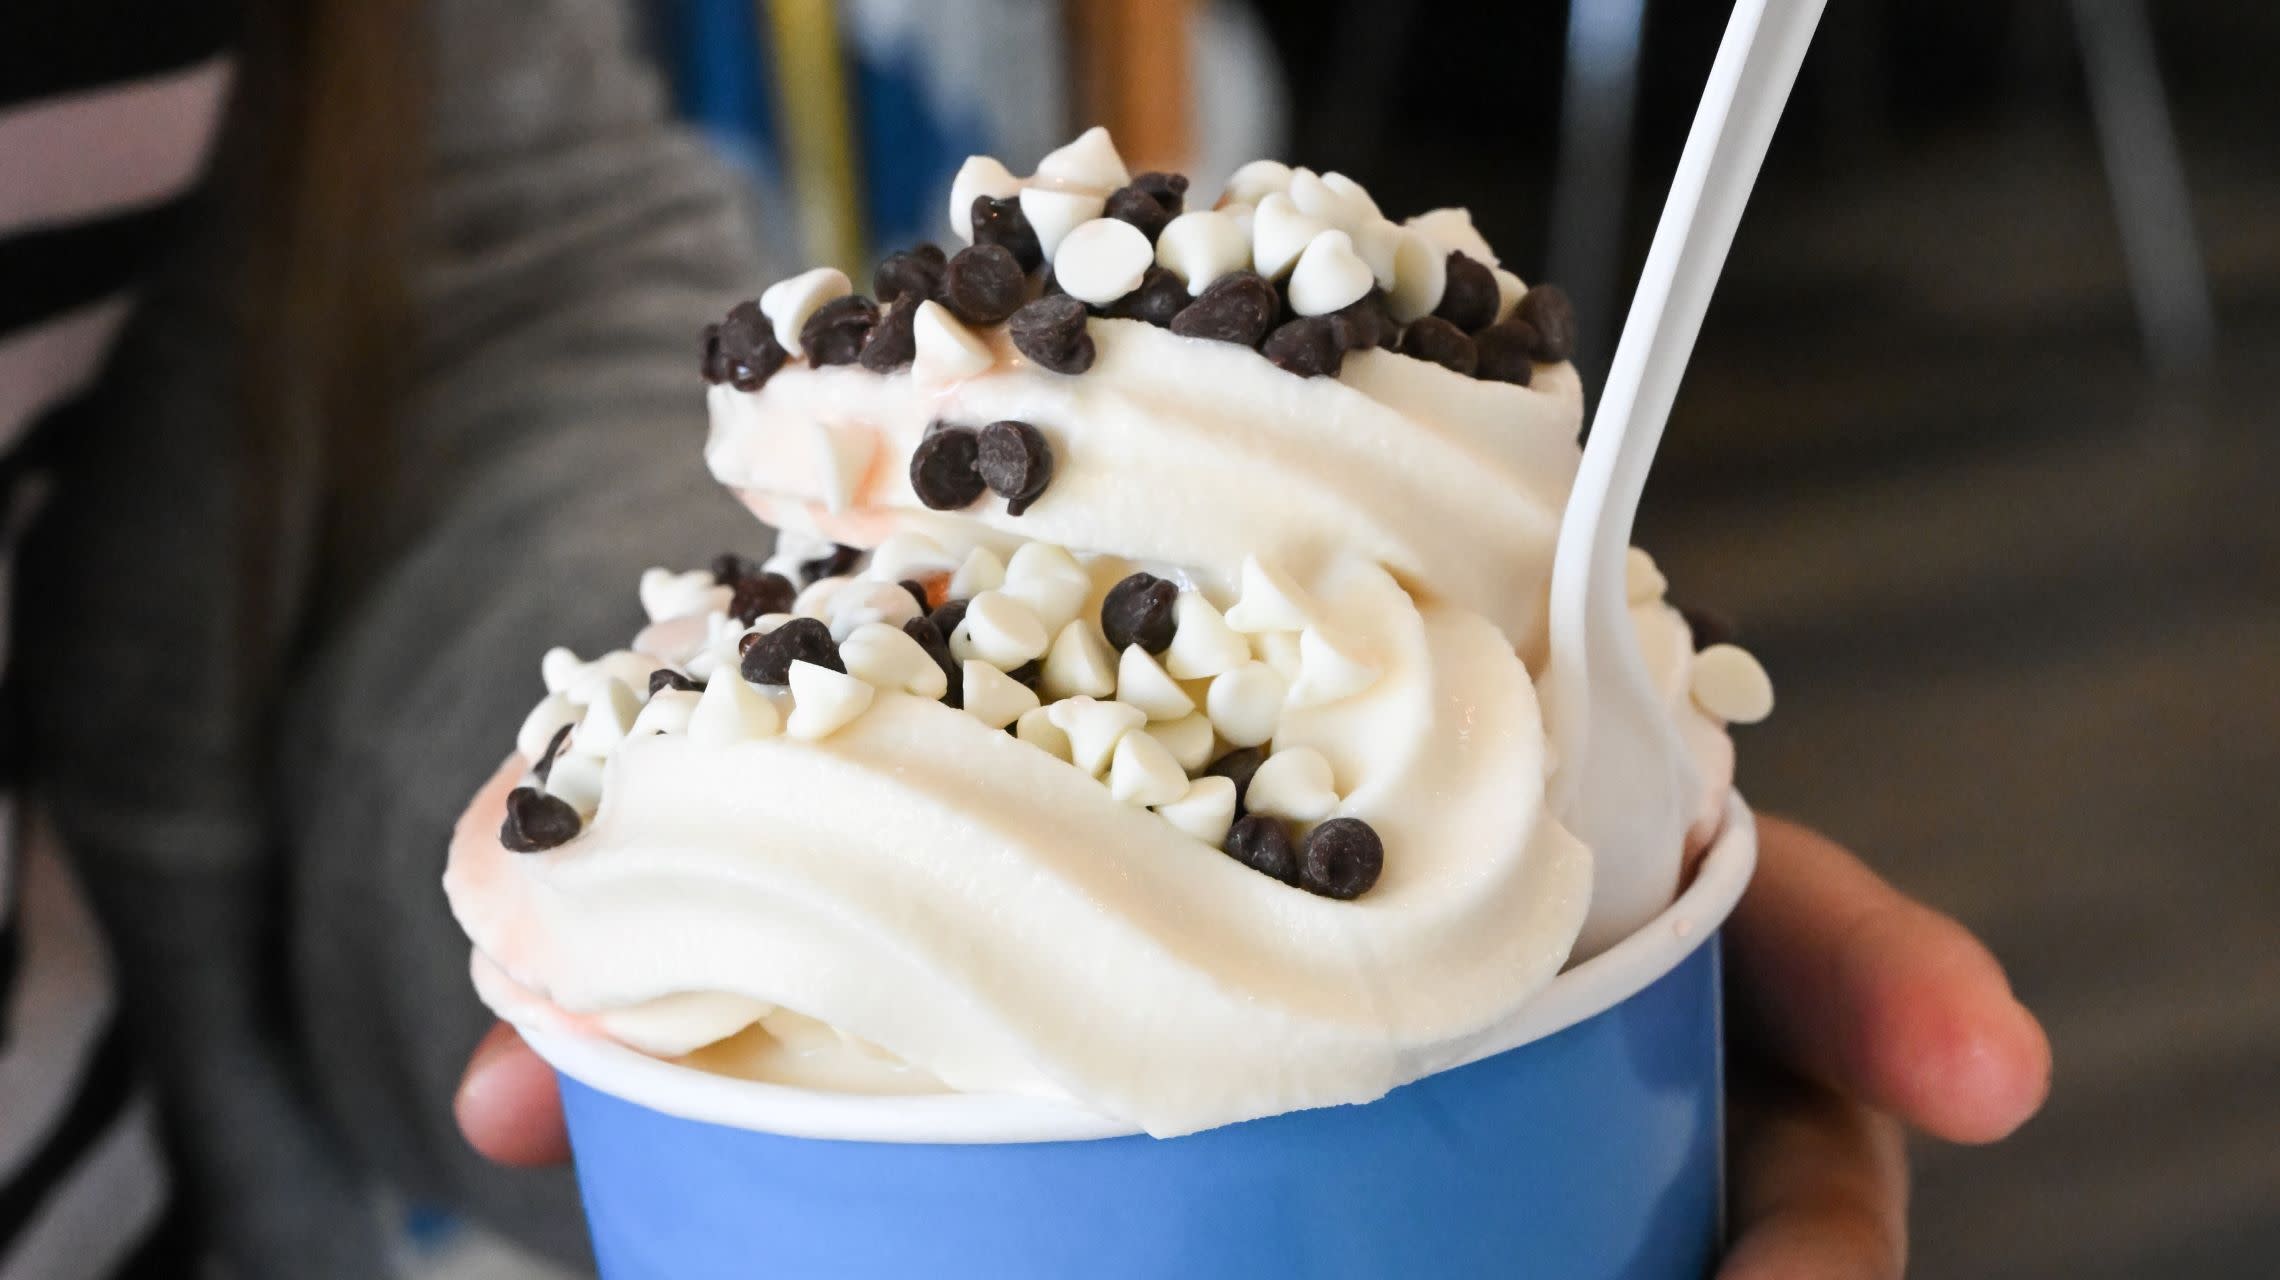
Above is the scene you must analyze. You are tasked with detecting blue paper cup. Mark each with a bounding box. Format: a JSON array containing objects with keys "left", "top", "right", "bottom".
[{"left": 521, "top": 802, "right": 1757, "bottom": 1279}]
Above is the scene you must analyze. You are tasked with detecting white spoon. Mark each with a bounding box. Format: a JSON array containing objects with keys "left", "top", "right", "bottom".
[{"left": 1545, "top": 0, "right": 1827, "bottom": 957}]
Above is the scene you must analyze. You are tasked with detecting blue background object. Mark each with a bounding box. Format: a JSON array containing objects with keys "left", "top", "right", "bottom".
[{"left": 555, "top": 936, "right": 1725, "bottom": 1279}]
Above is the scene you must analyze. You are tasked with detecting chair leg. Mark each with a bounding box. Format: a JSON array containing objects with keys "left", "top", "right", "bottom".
[{"left": 1547, "top": 0, "right": 1649, "bottom": 383}]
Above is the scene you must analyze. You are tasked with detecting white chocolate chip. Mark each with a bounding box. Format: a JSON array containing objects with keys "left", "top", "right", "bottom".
[
  {"left": 1219, "top": 158, "right": 1294, "bottom": 207},
  {"left": 633, "top": 613, "right": 709, "bottom": 667},
  {"left": 571, "top": 679, "right": 641, "bottom": 757},
  {"left": 1690, "top": 644, "right": 1775, "bottom": 725},
  {"left": 1493, "top": 267, "right": 1528, "bottom": 321},
  {"left": 1287, "top": 167, "right": 1370, "bottom": 232},
  {"left": 1206, "top": 661, "right": 1287, "bottom": 748},
  {"left": 912, "top": 300, "right": 995, "bottom": 386},
  {"left": 1001, "top": 543, "right": 1091, "bottom": 634},
  {"left": 1052, "top": 218, "right": 1154, "bottom": 305},
  {"left": 1109, "top": 730, "right": 1189, "bottom": 808},
  {"left": 1405, "top": 206, "right": 1499, "bottom": 267},
  {"left": 1250, "top": 192, "right": 1328, "bottom": 281},
  {"left": 793, "top": 574, "right": 850, "bottom": 620},
  {"left": 1155, "top": 775, "right": 1237, "bottom": 845},
  {"left": 516, "top": 692, "right": 580, "bottom": 761},
  {"left": 1223, "top": 555, "right": 1319, "bottom": 634},
  {"left": 1320, "top": 171, "right": 1382, "bottom": 222},
  {"left": 1245, "top": 747, "right": 1340, "bottom": 823},
  {"left": 761, "top": 527, "right": 835, "bottom": 582},
  {"left": 1015, "top": 705, "right": 1073, "bottom": 762},
  {"left": 1046, "top": 697, "right": 1147, "bottom": 775},
  {"left": 687, "top": 671, "right": 782, "bottom": 745},
  {"left": 540, "top": 646, "right": 586, "bottom": 695},
  {"left": 948, "top": 155, "right": 1021, "bottom": 241},
  {"left": 1387, "top": 227, "right": 1449, "bottom": 322},
  {"left": 1163, "top": 591, "right": 1251, "bottom": 679},
  {"left": 1034, "top": 126, "right": 1130, "bottom": 193},
  {"left": 839, "top": 622, "right": 947, "bottom": 699},
  {"left": 1351, "top": 219, "right": 1403, "bottom": 290},
  {"left": 1155, "top": 210, "right": 1252, "bottom": 295},
  {"left": 1041, "top": 619, "right": 1118, "bottom": 701},
  {"left": 1254, "top": 630, "right": 1303, "bottom": 682},
  {"left": 1020, "top": 186, "right": 1108, "bottom": 260},
  {"left": 951, "top": 591, "right": 1050, "bottom": 668},
  {"left": 629, "top": 688, "right": 699, "bottom": 738},
  {"left": 1286, "top": 229, "right": 1375, "bottom": 317},
  {"left": 1144, "top": 711, "right": 1217, "bottom": 773},
  {"left": 1624, "top": 548, "right": 1667, "bottom": 605},
  {"left": 786, "top": 661, "right": 877, "bottom": 740},
  {"left": 1286, "top": 626, "right": 1381, "bottom": 710},
  {"left": 827, "top": 580, "right": 924, "bottom": 642},
  {"left": 949, "top": 546, "right": 1006, "bottom": 599},
  {"left": 759, "top": 267, "right": 852, "bottom": 355},
  {"left": 640, "top": 568, "right": 729, "bottom": 624},
  {"left": 868, "top": 531, "right": 955, "bottom": 581},
  {"left": 543, "top": 751, "right": 604, "bottom": 818},
  {"left": 803, "top": 418, "right": 875, "bottom": 514},
  {"left": 1116, "top": 645, "right": 1196, "bottom": 722},
  {"left": 960, "top": 660, "right": 1040, "bottom": 731}
]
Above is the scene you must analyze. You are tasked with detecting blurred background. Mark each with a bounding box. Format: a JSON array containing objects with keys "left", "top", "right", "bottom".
[{"left": 450, "top": 1, "right": 2277, "bottom": 1276}]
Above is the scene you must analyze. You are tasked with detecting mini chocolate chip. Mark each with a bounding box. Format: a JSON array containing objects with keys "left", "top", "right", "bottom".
[
  {"left": 1204, "top": 746, "right": 1265, "bottom": 816},
  {"left": 531, "top": 722, "right": 574, "bottom": 784},
  {"left": 1679, "top": 605, "right": 1738, "bottom": 649},
  {"left": 912, "top": 242, "right": 948, "bottom": 267},
  {"left": 1104, "top": 185, "right": 1174, "bottom": 241},
  {"left": 898, "top": 579, "right": 932, "bottom": 611},
  {"left": 701, "top": 324, "right": 731, "bottom": 384},
  {"left": 1517, "top": 285, "right": 1577, "bottom": 361},
  {"left": 1328, "top": 291, "right": 1394, "bottom": 352},
  {"left": 858, "top": 297, "right": 919, "bottom": 371},
  {"left": 928, "top": 598, "right": 970, "bottom": 638},
  {"left": 1434, "top": 252, "right": 1500, "bottom": 332},
  {"left": 874, "top": 247, "right": 947, "bottom": 306},
  {"left": 1224, "top": 814, "right": 1299, "bottom": 884},
  {"left": 729, "top": 571, "right": 797, "bottom": 623},
  {"left": 648, "top": 669, "right": 701, "bottom": 697},
  {"left": 969, "top": 195, "right": 1044, "bottom": 273},
  {"left": 500, "top": 786, "right": 582, "bottom": 853},
  {"left": 1106, "top": 266, "right": 1189, "bottom": 328},
  {"left": 1299, "top": 817, "right": 1384, "bottom": 899},
  {"left": 902, "top": 617, "right": 963, "bottom": 707},
  {"left": 716, "top": 301, "right": 788, "bottom": 390},
  {"left": 909, "top": 426, "right": 987, "bottom": 510},
  {"left": 711, "top": 552, "right": 758, "bottom": 583},
  {"left": 1398, "top": 315, "right": 1479, "bottom": 375},
  {"left": 801, "top": 295, "right": 880, "bottom": 366},
  {"left": 977, "top": 420, "right": 1053, "bottom": 515},
  {"left": 1007, "top": 296, "right": 1095, "bottom": 374},
  {"left": 1129, "top": 171, "right": 1189, "bottom": 214},
  {"left": 738, "top": 631, "right": 765, "bottom": 655},
  {"left": 798, "top": 543, "right": 862, "bottom": 585},
  {"left": 1169, "top": 270, "right": 1278, "bottom": 347},
  {"left": 1472, "top": 318, "right": 1539, "bottom": 386},
  {"left": 942, "top": 243, "right": 1027, "bottom": 327},
  {"left": 740, "top": 617, "right": 843, "bottom": 685},
  {"left": 1263, "top": 316, "right": 1344, "bottom": 378},
  {"left": 1101, "top": 573, "right": 1178, "bottom": 653},
  {"left": 1006, "top": 659, "right": 1044, "bottom": 690}
]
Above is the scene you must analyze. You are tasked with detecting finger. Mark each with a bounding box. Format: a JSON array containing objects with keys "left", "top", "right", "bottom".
[
  {"left": 1721, "top": 1074, "right": 1909, "bottom": 1280},
  {"left": 454, "top": 1022, "right": 572, "bottom": 1166},
  {"left": 1728, "top": 815, "right": 2052, "bottom": 1144}
]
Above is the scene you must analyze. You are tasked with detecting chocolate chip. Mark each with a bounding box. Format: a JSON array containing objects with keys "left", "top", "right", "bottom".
[
  {"left": 799, "top": 544, "right": 861, "bottom": 584},
  {"left": 898, "top": 579, "right": 932, "bottom": 611},
  {"left": 1327, "top": 291, "right": 1394, "bottom": 352},
  {"left": 1299, "top": 818, "right": 1384, "bottom": 899},
  {"left": 1007, "top": 296, "right": 1095, "bottom": 374},
  {"left": 1104, "top": 185, "right": 1175, "bottom": 241},
  {"left": 1169, "top": 271, "right": 1278, "bottom": 347},
  {"left": 912, "top": 242, "right": 948, "bottom": 267},
  {"left": 728, "top": 571, "right": 797, "bottom": 624},
  {"left": 1472, "top": 318, "right": 1538, "bottom": 386},
  {"left": 716, "top": 301, "right": 787, "bottom": 390},
  {"left": 858, "top": 297, "right": 919, "bottom": 372},
  {"left": 874, "top": 247, "right": 947, "bottom": 306},
  {"left": 701, "top": 324, "right": 730, "bottom": 384},
  {"left": 1101, "top": 573, "right": 1178, "bottom": 653},
  {"left": 1517, "top": 285, "right": 1577, "bottom": 361},
  {"left": 1679, "top": 605, "right": 1738, "bottom": 649},
  {"left": 909, "top": 426, "right": 987, "bottom": 510},
  {"left": 740, "top": 617, "right": 842, "bottom": 685},
  {"left": 801, "top": 295, "right": 880, "bottom": 366},
  {"left": 969, "top": 195, "right": 1044, "bottom": 273},
  {"left": 1204, "top": 746, "right": 1265, "bottom": 815},
  {"left": 1006, "top": 659, "right": 1044, "bottom": 690},
  {"left": 711, "top": 552, "right": 758, "bottom": 584},
  {"left": 977, "top": 420, "right": 1053, "bottom": 515},
  {"left": 902, "top": 617, "right": 962, "bottom": 707},
  {"left": 739, "top": 631, "right": 765, "bottom": 655},
  {"left": 1263, "top": 316, "right": 1343, "bottom": 378},
  {"left": 1224, "top": 814, "right": 1298, "bottom": 884},
  {"left": 648, "top": 669, "right": 701, "bottom": 697},
  {"left": 928, "top": 598, "right": 970, "bottom": 638},
  {"left": 1433, "top": 252, "right": 1500, "bottom": 332},
  {"left": 941, "top": 243, "right": 1027, "bottom": 327},
  {"left": 1129, "top": 171, "right": 1189, "bottom": 214},
  {"left": 531, "top": 722, "right": 574, "bottom": 784},
  {"left": 1105, "top": 266, "right": 1189, "bottom": 328},
  {"left": 500, "top": 786, "right": 582, "bottom": 853},
  {"left": 1398, "top": 315, "right": 1479, "bottom": 375}
]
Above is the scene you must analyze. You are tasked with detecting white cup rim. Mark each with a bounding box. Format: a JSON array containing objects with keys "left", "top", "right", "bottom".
[{"left": 521, "top": 797, "right": 1760, "bottom": 1145}]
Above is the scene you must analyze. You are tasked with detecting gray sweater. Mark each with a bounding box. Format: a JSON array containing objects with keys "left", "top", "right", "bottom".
[{"left": 16, "top": 1, "right": 772, "bottom": 1272}]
